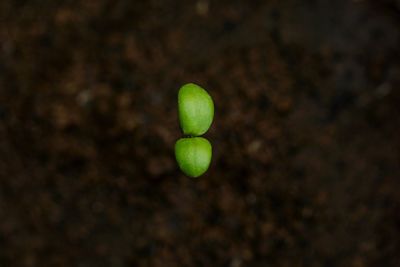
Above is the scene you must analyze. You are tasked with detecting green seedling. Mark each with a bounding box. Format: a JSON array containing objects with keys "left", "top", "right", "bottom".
[
  {"left": 175, "top": 83, "right": 214, "bottom": 178},
  {"left": 175, "top": 137, "right": 212, "bottom": 178},
  {"left": 178, "top": 83, "right": 214, "bottom": 136}
]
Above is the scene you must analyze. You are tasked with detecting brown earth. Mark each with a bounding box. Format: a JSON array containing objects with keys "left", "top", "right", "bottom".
[{"left": 0, "top": 0, "right": 400, "bottom": 266}]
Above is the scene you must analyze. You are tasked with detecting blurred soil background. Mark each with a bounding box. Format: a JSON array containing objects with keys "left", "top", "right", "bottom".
[{"left": 1, "top": 0, "right": 400, "bottom": 266}]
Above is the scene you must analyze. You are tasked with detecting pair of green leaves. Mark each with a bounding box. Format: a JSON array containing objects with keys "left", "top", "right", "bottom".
[{"left": 175, "top": 83, "right": 214, "bottom": 177}]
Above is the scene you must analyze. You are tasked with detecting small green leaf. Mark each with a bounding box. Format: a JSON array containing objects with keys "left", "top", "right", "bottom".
[
  {"left": 178, "top": 83, "right": 214, "bottom": 136},
  {"left": 175, "top": 137, "right": 212, "bottom": 178}
]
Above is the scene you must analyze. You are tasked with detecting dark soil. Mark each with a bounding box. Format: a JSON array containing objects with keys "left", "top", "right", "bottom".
[{"left": 1, "top": 0, "right": 400, "bottom": 266}]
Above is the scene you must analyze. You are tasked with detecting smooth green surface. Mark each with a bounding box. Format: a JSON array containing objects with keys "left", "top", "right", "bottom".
[
  {"left": 178, "top": 83, "right": 214, "bottom": 136},
  {"left": 175, "top": 137, "right": 212, "bottom": 178}
]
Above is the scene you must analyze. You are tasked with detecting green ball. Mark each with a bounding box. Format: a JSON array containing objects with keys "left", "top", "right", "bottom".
[
  {"left": 178, "top": 83, "right": 214, "bottom": 136},
  {"left": 175, "top": 137, "right": 212, "bottom": 178}
]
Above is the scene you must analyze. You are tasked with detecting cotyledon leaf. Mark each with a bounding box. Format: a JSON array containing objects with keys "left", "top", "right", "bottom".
[
  {"left": 178, "top": 83, "right": 214, "bottom": 136},
  {"left": 175, "top": 137, "right": 212, "bottom": 178}
]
